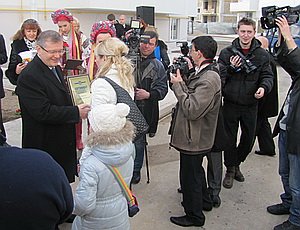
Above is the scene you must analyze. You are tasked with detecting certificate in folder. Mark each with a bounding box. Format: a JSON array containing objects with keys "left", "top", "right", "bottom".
[{"left": 66, "top": 74, "right": 91, "bottom": 105}]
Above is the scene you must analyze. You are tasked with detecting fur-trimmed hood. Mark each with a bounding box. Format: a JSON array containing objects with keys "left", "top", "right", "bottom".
[{"left": 83, "top": 120, "right": 135, "bottom": 166}]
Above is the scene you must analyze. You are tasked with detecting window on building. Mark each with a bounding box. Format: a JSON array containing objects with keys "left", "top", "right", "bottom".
[
  {"left": 212, "top": 0, "right": 217, "bottom": 13},
  {"left": 203, "top": 1, "right": 208, "bottom": 10},
  {"left": 211, "top": 16, "right": 216, "bottom": 22},
  {"left": 203, "top": 16, "right": 208, "bottom": 23},
  {"left": 197, "top": 8, "right": 201, "bottom": 13},
  {"left": 171, "top": 18, "right": 179, "bottom": 40},
  {"left": 245, "top": 12, "right": 253, "bottom": 18}
]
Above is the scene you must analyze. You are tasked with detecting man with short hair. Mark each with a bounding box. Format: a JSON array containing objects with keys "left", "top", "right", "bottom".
[
  {"left": 115, "top": 14, "right": 131, "bottom": 40},
  {"left": 218, "top": 18, "right": 273, "bottom": 189},
  {"left": 131, "top": 31, "right": 168, "bottom": 184},
  {"left": 16, "top": 30, "right": 90, "bottom": 183},
  {"left": 169, "top": 35, "right": 221, "bottom": 227}
]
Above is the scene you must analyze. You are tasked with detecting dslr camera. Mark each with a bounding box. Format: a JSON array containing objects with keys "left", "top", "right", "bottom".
[
  {"left": 231, "top": 47, "right": 257, "bottom": 74},
  {"left": 261, "top": 5, "right": 300, "bottom": 29},
  {"left": 168, "top": 56, "right": 189, "bottom": 75},
  {"left": 168, "top": 41, "right": 190, "bottom": 75}
]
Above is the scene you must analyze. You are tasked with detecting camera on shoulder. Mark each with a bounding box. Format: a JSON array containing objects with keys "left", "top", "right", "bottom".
[{"left": 260, "top": 5, "right": 300, "bottom": 29}]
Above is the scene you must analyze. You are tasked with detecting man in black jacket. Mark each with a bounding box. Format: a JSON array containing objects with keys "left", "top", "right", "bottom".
[
  {"left": 266, "top": 16, "right": 300, "bottom": 230},
  {"left": 218, "top": 17, "right": 273, "bottom": 189},
  {"left": 115, "top": 15, "right": 131, "bottom": 40},
  {"left": 16, "top": 30, "right": 90, "bottom": 183},
  {"left": 131, "top": 31, "right": 168, "bottom": 184}
]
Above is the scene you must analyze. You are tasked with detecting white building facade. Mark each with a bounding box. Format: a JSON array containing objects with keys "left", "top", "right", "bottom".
[{"left": 0, "top": 0, "right": 197, "bottom": 52}]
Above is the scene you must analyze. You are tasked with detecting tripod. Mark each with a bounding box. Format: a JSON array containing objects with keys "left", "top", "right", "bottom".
[{"left": 129, "top": 52, "right": 150, "bottom": 184}]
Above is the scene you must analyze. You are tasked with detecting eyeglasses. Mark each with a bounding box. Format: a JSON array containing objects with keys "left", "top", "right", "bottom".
[{"left": 40, "top": 46, "right": 65, "bottom": 55}]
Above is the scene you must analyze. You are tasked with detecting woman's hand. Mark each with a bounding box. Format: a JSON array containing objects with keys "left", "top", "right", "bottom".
[{"left": 15, "top": 63, "right": 27, "bottom": 75}]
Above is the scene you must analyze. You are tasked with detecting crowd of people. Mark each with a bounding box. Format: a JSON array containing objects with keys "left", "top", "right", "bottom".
[{"left": 0, "top": 8, "right": 299, "bottom": 230}]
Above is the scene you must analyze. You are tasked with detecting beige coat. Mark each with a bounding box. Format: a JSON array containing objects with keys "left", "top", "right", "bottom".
[{"left": 170, "top": 66, "right": 221, "bottom": 154}]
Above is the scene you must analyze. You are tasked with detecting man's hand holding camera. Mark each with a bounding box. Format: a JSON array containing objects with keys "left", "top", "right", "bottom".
[
  {"left": 170, "top": 69, "right": 183, "bottom": 84},
  {"left": 230, "top": 55, "right": 242, "bottom": 69},
  {"left": 275, "top": 16, "right": 297, "bottom": 50}
]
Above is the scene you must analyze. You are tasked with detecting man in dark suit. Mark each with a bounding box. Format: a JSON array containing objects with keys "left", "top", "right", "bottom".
[
  {"left": 115, "top": 15, "right": 131, "bottom": 40},
  {"left": 16, "top": 30, "right": 90, "bottom": 183}
]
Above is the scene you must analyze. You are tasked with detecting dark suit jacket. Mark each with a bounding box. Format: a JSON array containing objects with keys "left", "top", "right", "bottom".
[
  {"left": 115, "top": 23, "right": 131, "bottom": 39},
  {"left": 16, "top": 55, "right": 80, "bottom": 182},
  {"left": 5, "top": 39, "right": 28, "bottom": 85}
]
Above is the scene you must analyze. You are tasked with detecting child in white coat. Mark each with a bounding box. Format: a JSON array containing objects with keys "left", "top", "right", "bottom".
[{"left": 72, "top": 103, "right": 135, "bottom": 230}]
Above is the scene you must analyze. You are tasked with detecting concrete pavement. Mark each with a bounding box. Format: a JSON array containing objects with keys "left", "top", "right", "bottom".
[{"left": 2, "top": 41, "right": 293, "bottom": 229}]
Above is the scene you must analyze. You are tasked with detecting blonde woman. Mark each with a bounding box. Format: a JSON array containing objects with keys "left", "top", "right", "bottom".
[{"left": 90, "top": 37, "right": 135, "bottom": 108}]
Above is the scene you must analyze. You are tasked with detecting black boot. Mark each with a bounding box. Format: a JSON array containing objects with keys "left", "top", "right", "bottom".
[
  {"left": 223, "top": 166, "right": 235, "bottom": 189},
  {"left": 234, "top": 166, "right": 245, "bottom": 182}
]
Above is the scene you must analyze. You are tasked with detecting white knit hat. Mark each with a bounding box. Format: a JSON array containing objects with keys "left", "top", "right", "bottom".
[{"left": 88, "top": 103, "right": 130, "bottom": 133}]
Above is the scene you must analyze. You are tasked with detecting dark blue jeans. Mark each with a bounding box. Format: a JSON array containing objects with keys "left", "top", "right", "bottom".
[
  {"left": 133, "top": 134, "right": 146, "bottom": 172},
  {"left": 278, "top": 130, "right": 300, "bottom": 226}
]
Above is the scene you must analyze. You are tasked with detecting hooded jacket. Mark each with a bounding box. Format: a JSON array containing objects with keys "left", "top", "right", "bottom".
[
  {"left": 218, "top": 38, "right": 273, "bottom": 106},
  {"left": 72, "top": 121, "right": 135, "bottom": 230}
]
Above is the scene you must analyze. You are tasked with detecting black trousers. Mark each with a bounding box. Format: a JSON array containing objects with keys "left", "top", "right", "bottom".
[
  {"left": 207, "top": 151, "right": 222, "bottom": 196},
  {"left": 256, "top": 115, "right": 275, "bottom": 153},
  {"left": 180, "top": 152, "right": 210, "bottom": 223},
  {"left": 223, "top": 102, "right": 257, "bottom": 167}
]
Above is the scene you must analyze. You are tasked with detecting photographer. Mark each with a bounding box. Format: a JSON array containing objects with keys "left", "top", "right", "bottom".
[
  {"left": 218, "top": 17, "right": 273, "bottom": 189},
  {"left": 131, "top": 31, "right": 168, "bottom": 184},
  {"left": 267, "top": 16, "right": 300, "bottom": 230},
  {"left": 169, "top": 36, "right": 221, "bottom": 227}
]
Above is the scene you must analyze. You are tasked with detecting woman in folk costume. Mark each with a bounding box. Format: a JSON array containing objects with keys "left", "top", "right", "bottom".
[
  {"left": 88, "top": 21, "right": 116, "bottom": 80},
  {"left": 51, "top": 9, "right": 84, "bottom": 150}
]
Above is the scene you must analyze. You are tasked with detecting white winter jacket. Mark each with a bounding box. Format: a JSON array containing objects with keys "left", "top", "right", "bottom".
[
  {"left": 72, "top": 121, "right": 135, "bottom": 230},
  {"left": 91, "top": 65, "right": 134, "bottom": 110}
]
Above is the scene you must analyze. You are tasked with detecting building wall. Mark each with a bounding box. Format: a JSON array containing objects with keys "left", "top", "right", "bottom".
[{"left": 0, "top": 0, "right": 197, "bottom": 54}]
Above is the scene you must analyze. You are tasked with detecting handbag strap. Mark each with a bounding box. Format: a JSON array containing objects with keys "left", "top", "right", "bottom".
[{"left": 106, "top": 165, "right": 136, "bottom": 206}]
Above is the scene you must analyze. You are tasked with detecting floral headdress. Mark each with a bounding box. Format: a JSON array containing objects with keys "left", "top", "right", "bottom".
[
  {"left": 90, "top": 21, "right": 116, "bottom": 44},
  {"left": 51, "top": 9, "right": 74, "bottom": 24}
]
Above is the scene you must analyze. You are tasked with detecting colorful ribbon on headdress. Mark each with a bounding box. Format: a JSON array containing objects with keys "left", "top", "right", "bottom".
[
  {"left": 51, "top": 9, "right": 73, "bottom": 24},
  {"left": 90, "top": 21, "right": 116, "bottom": 44}
]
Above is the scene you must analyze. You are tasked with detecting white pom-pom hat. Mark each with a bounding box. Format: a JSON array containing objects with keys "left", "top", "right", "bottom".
[{"left": 88, "top": 103, "right": 130, "bottom": 133}]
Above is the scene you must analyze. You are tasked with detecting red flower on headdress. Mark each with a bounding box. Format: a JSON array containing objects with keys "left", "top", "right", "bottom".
[
  {"left": 90, "top": 21, "right": 116, "bottom": 44},
  {"left": 51, "top": 9, "right": 73, "bottom": 24}
]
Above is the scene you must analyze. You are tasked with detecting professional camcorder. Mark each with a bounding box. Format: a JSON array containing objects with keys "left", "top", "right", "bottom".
[
  {"left": 261, "top": 5, "right": 300, "bottom": 29},
  {"left": 231, "top": 47, "right": 257, "bottom": 74}
]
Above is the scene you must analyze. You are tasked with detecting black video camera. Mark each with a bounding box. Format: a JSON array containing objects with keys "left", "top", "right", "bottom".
[
  {"left": 261, "top": 5, "right": 300, "bottom": 29},
  {"left": 176, "top": 41, "right": 189, "bottom": 57},
  {"left": 168, "top": 56, "right": 189, "bottom": 75},
  {"left": 127, "top": 19, "right": 151, "bottom": 57},
  {"left": 231, "top": 47, "right": 257, "bottom": 74}
]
